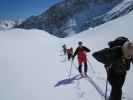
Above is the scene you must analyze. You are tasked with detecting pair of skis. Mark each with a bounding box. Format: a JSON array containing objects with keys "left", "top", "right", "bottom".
[
  {"left": 77, "top": 73, "right": 132, "bottom": 100},
  {"left": 69, "top": 61, "right": 131, "bottom": 100},
  {"left": 79, "top": 73, "right": 106, "bottom": 98}
]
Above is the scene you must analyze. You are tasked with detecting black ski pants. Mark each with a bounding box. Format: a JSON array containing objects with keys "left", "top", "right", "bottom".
[
  {"left": 108, "top": 70, "right": 126, "bottom": 100},
  {"left": 78, "top": 62, "right": 88, "bottom": 73}
]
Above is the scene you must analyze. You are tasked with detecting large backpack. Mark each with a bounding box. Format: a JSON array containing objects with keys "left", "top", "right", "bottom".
[
  {"left": 108, "top": 36, "right": 128, "bottom": 48},
  {"left": 92, "top": 47, "right": 118, "bottom": 65},
  {"left": 92, "top": 36, "right": 128, "bottom": 65},
  {"left": 93, "top": 37, "right": 130, "bottom": 74},
  {"left": 92, "top": 47, "right": 130, "bottom": 74}
]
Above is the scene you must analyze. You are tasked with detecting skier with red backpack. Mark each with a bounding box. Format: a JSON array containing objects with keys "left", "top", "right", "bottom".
[
  {"left": 72, "top": 41, "right": 91, "bottom": 77},
  {"left": 67, "top": 47, "right": 73, "bottom": 61}
]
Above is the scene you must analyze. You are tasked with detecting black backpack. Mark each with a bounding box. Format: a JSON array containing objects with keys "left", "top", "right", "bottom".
[
  {"left": 92, "top": 47, "right": 131, "bottom": 74},
  {"left": 108, "top": 36, "right": 128, "bottom": 48},
  {"left": 93, "top": 36, "right": 129, "bottom": 64},
  {"left": 92, "top": 37, "right": 130, "bottom": 74},
  {"left": 92, "top": 47, "right": 118, "bottom": 65}
]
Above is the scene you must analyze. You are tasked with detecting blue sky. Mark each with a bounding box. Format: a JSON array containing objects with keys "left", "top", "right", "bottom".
[{"left": 0, "top": 0, "right": 63, "bottom": 20}]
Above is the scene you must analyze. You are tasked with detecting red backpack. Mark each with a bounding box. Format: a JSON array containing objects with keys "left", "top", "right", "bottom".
[{"left": 67, "top": 48, "right": 73, "bottom": 55}]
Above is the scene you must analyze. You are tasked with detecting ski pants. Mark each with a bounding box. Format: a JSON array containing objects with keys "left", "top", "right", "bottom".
[
  {"left": 108, "top": 70, "right": 126, "bottom": 100},
  {"left": 78, "top": 62, "right": 88, "bottom": 73}
]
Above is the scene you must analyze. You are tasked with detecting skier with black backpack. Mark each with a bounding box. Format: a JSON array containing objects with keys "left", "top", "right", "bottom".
[
  {"left": 92, "top": 36, "right": 133, "bottom": 100},
  {"left": 62, "top": 44, "right": 67, "bottom": 55}
]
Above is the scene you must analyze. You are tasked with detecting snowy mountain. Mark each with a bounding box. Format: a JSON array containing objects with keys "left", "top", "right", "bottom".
[
  {"left": 0, "top": 20, "right": 21, "bottom": 30},
  {"left": 0, "top": 9, "right": 133, "bottom": 100},
  {"left": 17, "top": 0, "right": 133, "bottom": 37}
]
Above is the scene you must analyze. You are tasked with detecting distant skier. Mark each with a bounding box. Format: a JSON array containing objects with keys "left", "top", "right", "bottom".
[
  {"left": 62, "top": 44, "right": 67, "bottom": 55},
  {"left": 67, "top": 47, "right": 73, "bottom": 61},
  {"left": 72, "top": 41, "right": 91, "bottom": 77},
  {"left": 93, "top": 37, "right": 133, "bottom": 100}
]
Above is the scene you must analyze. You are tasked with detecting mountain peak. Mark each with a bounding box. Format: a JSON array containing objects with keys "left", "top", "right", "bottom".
[
  {"left": 0, "top": 20, "right": 21, "bottom": 30},
  {"left": 17, "top": 0, "right": 133, "bottom": 38}
]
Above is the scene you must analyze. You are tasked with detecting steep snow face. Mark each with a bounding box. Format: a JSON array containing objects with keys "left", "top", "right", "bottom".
[
  {"left": 103, "top": 0, "right": 133, "bottom": 22},
  {"left": 0, "top": 20, "right": 21, "bottom": 30},
  {"left": 0, "top": 11, "right": 133, "bottom": 100}
]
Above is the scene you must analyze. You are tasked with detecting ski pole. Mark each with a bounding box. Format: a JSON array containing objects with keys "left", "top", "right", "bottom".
[
  {"left": 105, "top": 65, "right": 111, "bottom": 100},
  {"left": 105, "top": 78, "right": 108, "bottom": 100},
  {"left": 71, "top": 61, "right": 78, "bottom": 70},
  {"left": 87, "top": 60, "right": 95, "bottom": 73},
  {"left": 68, "top": 60, "right": 73, "bottom": 79}
]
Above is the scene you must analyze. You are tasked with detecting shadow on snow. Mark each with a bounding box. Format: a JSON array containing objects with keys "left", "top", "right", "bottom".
[{"left": 54, "top": 75, "right": 81, "bottom": 87}]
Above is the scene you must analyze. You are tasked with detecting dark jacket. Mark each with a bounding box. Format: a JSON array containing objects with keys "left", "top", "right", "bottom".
[
  {"left": 93, "top": 46, "right": 133, "bottom": 75},
  {"left": 73, "top": 46, "right": 90, "bottom": 59}
]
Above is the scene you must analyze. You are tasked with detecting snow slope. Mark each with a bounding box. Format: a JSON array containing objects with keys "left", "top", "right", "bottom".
[{"left": 0, "top": 11, "right": 133, "bottom": 100}]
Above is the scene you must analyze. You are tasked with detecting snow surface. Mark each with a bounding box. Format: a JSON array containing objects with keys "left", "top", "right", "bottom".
[{"left": 0, "top": 11, "right": 133, "bottom": 100}]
